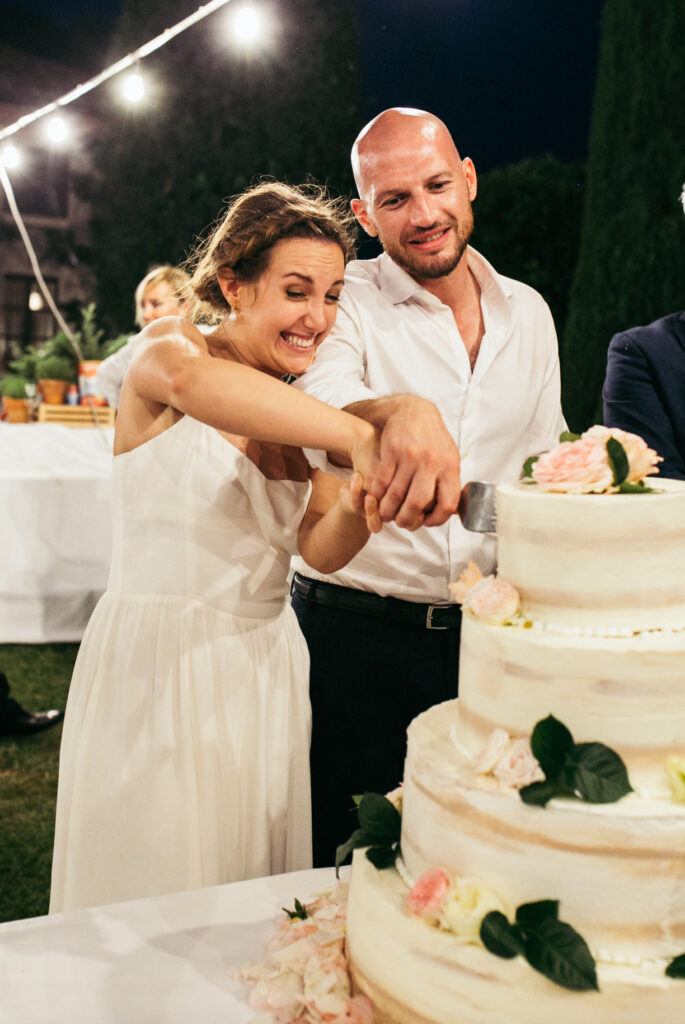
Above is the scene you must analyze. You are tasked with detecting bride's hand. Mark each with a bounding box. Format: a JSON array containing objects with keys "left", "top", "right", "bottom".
[{"left": 338, "top": 473, "right": 383, "bottom": 534}]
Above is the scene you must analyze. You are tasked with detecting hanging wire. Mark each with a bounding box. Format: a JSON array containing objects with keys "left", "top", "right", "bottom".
[
  {"left": 0, "top": 0, "right": 235, "bottom": 142},
  {"left": 0, "top": 161, "right": 81, "bottom": 351}
]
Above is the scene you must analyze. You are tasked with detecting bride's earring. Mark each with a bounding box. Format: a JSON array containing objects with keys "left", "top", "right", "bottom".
[{"left": 228, "top": 303, "right": 239, "bottom": 323}]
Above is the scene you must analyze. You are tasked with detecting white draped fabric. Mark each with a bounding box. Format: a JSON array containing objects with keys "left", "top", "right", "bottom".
[{"left": 0, "top": 423, "right": 114, "bottom": 642}]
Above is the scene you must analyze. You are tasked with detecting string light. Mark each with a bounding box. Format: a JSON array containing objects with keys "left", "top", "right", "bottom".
[
  {"left": 46, "top": 116, "right": 69, "bottom": 144},
  {"left": 234, "top": 5, "right": 260, "bottom": 41},
  {"left": 28, "top": 289, "right": 44, "bottom": 312},
  {"left": 1, "top": 144, "right": 21, "bottom": 170},
  {"left": 0, "top": 0, "right": 236, "bottom": 143},
  {"left": 122, "top": 72, "right": 145, "bottom": 103}
]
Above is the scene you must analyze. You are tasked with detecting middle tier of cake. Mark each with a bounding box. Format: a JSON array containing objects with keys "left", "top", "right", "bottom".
[{"left": 457, "top": 614, "right": 685, "bottom": 797}]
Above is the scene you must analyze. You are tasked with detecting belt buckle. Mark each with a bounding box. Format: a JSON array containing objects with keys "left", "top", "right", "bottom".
[{"left": 426, "top": 604, "right": 450, "bottom": 630}]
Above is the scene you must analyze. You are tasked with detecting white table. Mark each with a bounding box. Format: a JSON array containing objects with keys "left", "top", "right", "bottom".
[
  {"left": 0, "top": 423, "right": 114, "bottom": 642},
  {"left": 0, "top": 867, "right": 343, "bottom": 1024}
]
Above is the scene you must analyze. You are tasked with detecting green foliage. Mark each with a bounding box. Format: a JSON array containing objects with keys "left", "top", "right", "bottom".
[
  {"left": 35, "top": 354, "right": 77, "bottom": 383},
  {"left": 38, "top": 306, "right": 122, "bottom": 374},
  {"left": 562, "top": 0, "right": 685, "bottom": 430},
  {"left": 8, "top": 349, "right": 40, "bottom": 383},
  {"left": 0, "top": 643, "right": 78, "bottom": 922},
  {"left": 481, "top": 900, "right": 599, "bottom": 991},
  {"left": 282, "top": 898, "right": 308, "bottom": 921},
  {"left": 0, "top": 375, "right": 29, "bottom": 398},
  {"left": 666, "top": 953, "right": 685, "bottom": 979},
  {"left": 472, "top": 155, "right": 585, "bottom": 335},
  {"left": 335, "top": 791, "right": 401, "bottom": 875},
  {"left": 80, "top": 0, "right": 362, "bottom": 334},
  {"left": 520, "top": 714, "right": 632, "bottom": 807},
  {"left": 77, "top": 303, "right": 106, "bottom": 360},
  {"left": 103, "top": 333, "right": 131, "bottom": 358}
]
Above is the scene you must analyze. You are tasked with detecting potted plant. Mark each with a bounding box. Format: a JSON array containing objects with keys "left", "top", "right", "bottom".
[
  {"left": 35, "top": 354, "right": 77, "bottom": 405},
  {"left": 0, "top": 375, "right": 30, "bottom": 422}
]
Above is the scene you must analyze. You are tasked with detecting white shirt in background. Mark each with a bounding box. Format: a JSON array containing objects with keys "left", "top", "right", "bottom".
[{"left": 294, "top": 246, "right": 566, "bottom": 604}]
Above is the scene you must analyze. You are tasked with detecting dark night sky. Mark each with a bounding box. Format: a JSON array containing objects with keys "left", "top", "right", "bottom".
[{"left": 7, "top": 0, "right": 605, "bottom": 173}]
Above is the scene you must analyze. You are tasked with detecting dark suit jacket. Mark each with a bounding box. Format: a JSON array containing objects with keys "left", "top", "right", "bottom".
[{"left": 603, "top": 311, "right": 685, "bottom": 480}]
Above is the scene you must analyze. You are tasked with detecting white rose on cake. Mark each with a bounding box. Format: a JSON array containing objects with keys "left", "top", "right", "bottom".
[{"left": 449, "top": 562, "right": 520, "bottom": 626}]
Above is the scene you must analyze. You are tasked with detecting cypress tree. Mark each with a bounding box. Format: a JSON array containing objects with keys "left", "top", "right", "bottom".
[{"left": 561, "top": 0, "right": 685, "bottom": 430}]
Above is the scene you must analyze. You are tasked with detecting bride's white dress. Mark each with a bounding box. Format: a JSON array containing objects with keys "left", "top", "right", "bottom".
[{"left": 50, "top": 415, "right": 313, "bottom": 913}]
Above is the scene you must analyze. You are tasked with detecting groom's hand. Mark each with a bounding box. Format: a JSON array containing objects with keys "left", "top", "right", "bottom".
[{"left": 361, "top": 396, "right": 461, "bottom": 529}]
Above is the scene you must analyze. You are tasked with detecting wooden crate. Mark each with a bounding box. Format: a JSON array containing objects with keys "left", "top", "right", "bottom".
[{"left": 37, "top": 404, "right": 116, "bottom": 428}]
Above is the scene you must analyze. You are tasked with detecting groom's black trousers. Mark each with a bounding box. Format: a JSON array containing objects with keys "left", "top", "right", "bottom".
[{"left": 291, "top": 573, "right": 462, "bottom": 869}]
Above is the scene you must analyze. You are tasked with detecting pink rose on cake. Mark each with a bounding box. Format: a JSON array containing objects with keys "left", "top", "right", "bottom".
[
  {"left": 583, "top": 425, "right": 662, "bottom": 483},
  {"left": 449, "top": 561, "right": 520, "bottom": 625},
  {"left": 407, "top": 868, "right": 504, "bottom": 942},
  {"left": 532, "top": 436, "right": 614, "bottom": 493},
  {"left": 476, "top": 728, "right": 544, "bottom": 789},
  {"left": 407, "top": 867, "right": 451, "bottom": 920},
  {"left": 529, "top": 425, "right": 661, "bottom": 494}
]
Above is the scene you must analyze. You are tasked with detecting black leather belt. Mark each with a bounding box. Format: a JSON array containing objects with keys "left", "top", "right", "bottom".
[{"left": 291, "top": 572, "right": 461, "bottom": 630}]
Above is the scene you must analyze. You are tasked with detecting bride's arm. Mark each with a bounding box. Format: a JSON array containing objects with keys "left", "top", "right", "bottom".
[
  {"left": 126, "top": 318, "right": 378, "bottom": 479},
  {"left": 298, "top": 469, "right": 382, "bottom": 574}
]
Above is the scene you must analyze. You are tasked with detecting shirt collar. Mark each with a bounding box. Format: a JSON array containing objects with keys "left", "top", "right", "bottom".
[{"left": 377, "top": 246, "right": 514, "bottom": 309}]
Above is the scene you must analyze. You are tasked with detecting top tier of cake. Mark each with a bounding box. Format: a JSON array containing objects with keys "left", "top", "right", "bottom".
[{"left": 496, "top": 478, "right": 685, "bottom": 633}]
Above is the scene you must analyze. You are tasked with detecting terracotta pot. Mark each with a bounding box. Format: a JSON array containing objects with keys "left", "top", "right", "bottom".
[
  {"left": 2, "top": 396, "right": 29, "bottom": 423},
  {"left": 38, "top": 378, "right": 69, "bottom": 405}
]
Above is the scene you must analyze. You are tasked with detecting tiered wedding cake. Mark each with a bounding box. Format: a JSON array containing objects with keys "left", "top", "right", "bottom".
[{"left": 346, "top": 429, "right": 685, "bottom": 1024}]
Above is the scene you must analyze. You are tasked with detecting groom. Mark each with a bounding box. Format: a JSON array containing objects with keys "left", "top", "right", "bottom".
[{"left": 293, "top": 107, "right": 566, "bottom": 866}]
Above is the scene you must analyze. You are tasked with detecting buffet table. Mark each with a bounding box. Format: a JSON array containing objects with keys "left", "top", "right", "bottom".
[
  {"left": 0, "top": 867, "right": 341, "bottom": 1024},
  {"left": 0, "top": 423, "right": 114, "bottom": 642}
]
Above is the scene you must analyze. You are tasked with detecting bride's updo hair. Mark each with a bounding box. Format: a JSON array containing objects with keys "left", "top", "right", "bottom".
[{"left": 188, "top": 181, "right": 357, "bottom": 321}]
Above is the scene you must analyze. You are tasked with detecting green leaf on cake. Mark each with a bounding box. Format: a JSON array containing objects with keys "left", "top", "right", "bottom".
[
  {"left": 515, "top": 899, "right": 559, "bottom": 929},
  {"left": 335, "top": 828, "right": 367, "bottom": 876},
  {"left": 665, "top": 953, "right": 685, "bottom": 979},
  {"left": 365, "top": 844, "right": 399, "bottom": 870},
  {"left": 617, "top": 480, "right": 655, "bottom": 494},
  {"left": 521, "top": 455, "right": 540, "bottom": 479},
  {"left": 520, "top": 779, "right": 569, "bottom": 807},
  {"left": 519, "top": 715, "right": 632, "bottom": 808},
  {"left": 356, "top": 792, "right": 402, "bottom": 846},
  {"left": 530, "top": 715, "right": 574, "bottom": 779},
  {"left": 558, "top": 430, "right": 581, "bottom": 443},
  {"left": 522, "top": 913, "right": 599, "bottom": 991},
  {"left": 335, "top": 792, "right": 401, "bottom": 876},
  {"left": 606, "top": 437, "right": 629, "bottom": 486},
  {"left": 562, "top": 742, "right": 633, "bottom": 803},
  {"left": 480, "top": 911, "right": 525, "bottom": 959},
  {"left": 481, "top": 900, "right": 598, "bottom": 991}
]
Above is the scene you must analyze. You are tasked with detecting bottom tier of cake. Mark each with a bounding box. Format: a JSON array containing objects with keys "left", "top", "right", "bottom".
[{"left": 347, "top": 852, "right": 682, "bottom": 1024}]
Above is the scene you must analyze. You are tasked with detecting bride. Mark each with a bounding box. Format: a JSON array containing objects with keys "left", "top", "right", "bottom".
[{"left": 50, "top": 182, "right": 382, "bottom": 913}]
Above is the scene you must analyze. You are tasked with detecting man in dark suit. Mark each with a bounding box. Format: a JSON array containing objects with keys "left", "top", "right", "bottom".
[
  {"left": 0, "top": 672, "right": 63, "bottom": 736},
  {"left": 603, "top": 311, "right": 685, "bottom": 480}
]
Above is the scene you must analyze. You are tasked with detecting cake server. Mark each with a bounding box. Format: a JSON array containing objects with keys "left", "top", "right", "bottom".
[{"left": 457, "top": 481, "right": 497, "bottom": 533}]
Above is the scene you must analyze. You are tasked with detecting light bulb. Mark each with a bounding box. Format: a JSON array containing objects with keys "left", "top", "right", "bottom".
[
  {"left": 234, "top": 5, "right": 260, "bottom": 41},
  {"left": 1, "top": 144, "right": 21, "bottom": 170},
  {"left": 46, "top": 116, "right": 68, "bottom": 144},
  {"left": 122, "top": 72, "right": 145, "bottom": 103}
]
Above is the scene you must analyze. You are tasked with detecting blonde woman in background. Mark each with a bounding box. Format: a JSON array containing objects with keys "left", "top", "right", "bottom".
[
  {"left": 50, "top": 182, "right": 385, "bottom": 913},
  {"left": 96, "top": 265, "right": 191, "bottom": 408}
]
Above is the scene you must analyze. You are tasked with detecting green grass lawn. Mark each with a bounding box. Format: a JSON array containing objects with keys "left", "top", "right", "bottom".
[{"left": 0, "top": 643, "right": 78, "bottom": 922}]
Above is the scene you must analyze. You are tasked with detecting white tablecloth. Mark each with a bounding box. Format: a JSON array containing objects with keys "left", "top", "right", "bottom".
[
  {"left": 0, "top": 423, "right": 114, "bottom": 642},
  {"left": 0, "top": 867, "right": 344, "bottom": 1024}
]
